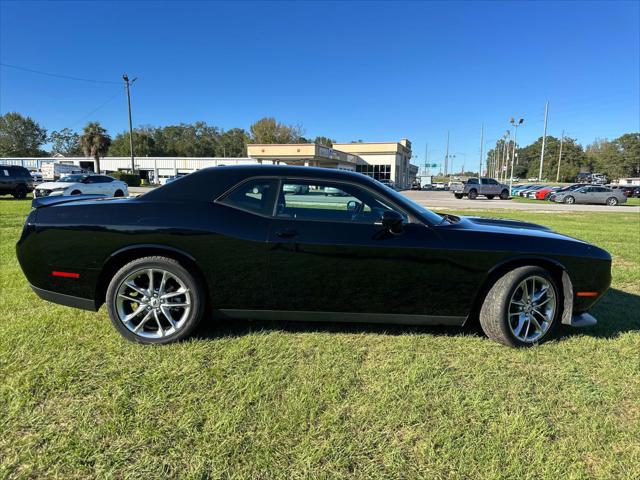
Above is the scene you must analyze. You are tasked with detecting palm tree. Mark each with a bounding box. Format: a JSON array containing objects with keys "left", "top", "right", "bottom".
[{"left": 79, "top": 122, "right": 111, "bottom": 173}]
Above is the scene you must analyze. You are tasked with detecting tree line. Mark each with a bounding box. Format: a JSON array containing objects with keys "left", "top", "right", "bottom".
[
  {"left": 486, "top": 132, "right": 639, "bottom": 182},
  {"left": 1, "top": 111, "right": 637, "bottom": 180},
  {"left": 0, "top": 113, "right": 335, "bottom": 158}
]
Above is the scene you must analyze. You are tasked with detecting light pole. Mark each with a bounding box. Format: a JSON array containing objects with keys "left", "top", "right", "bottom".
[
  {"left": 500, "top": 131, "right": 510, "bottom": 183},
  {"left": 509, "top": 118, "right": 524, "bottom": 193},
  {"left": 123, "top": 74, "right": 138, "bottom": 173}
]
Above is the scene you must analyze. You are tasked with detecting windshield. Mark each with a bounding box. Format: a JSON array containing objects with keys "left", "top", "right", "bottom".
[
  {"left": 377, "top": 183, "right": 444, "bottom": 225},
  {"left": 58, "top": 174, "right": 86, "bottom": 183}
]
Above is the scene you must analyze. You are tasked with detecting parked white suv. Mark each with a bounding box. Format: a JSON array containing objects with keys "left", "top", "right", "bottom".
[{"left": 34, "top": 174, "right": 128, "bottom": 198}]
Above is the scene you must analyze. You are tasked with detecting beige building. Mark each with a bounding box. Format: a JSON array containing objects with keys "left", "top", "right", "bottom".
[{"left": 247, "top": 139, "right": 415, "bottom": 188}]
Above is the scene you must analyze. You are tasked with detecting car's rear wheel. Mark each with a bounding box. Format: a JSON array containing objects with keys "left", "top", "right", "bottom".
[
  {"left": 479, "top": 266, "right": 560, "bottom": 347},
  {"left": 468, "top": 189, "right": 478, "bottom": 200},
  {"left": 12, "top": 185, "right": 27, "bottom": 199},
  {"left": 564, "top": 195, "right": 575, "bottom": 204},
  {"left": 114, "top": 189, "right": 124, "bottom": 197},
  {"left": 500, "top": 189, "right": 510, "bottom": 200},
  {"left": 486, "top": 195, "right": 495, "bottom": 200},
  {"left": 454, "top": 193, "right": 463, "bottom": 199},
  {"left": 106, "top": 256, "right": 206, "bottom": 344},
  {"left": 606, "top": 197, "right": 618, "bottom": 206}
]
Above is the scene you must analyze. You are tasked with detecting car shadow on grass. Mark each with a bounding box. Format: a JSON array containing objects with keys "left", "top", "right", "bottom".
[{"left": 193, "top": 288, "right": 639, "bottom": 342}]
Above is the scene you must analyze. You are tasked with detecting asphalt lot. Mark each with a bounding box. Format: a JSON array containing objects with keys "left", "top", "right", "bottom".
[
  {"left": 404, "top": 190, "right": 640, "bottom": 212},
  {"left": 130, "top": 186, "right": 640, "bottom": 212}
]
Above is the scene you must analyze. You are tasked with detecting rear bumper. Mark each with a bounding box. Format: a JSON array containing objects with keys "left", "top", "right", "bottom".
[{"left": 30, "top": 284, "right": 98, "bottom": 311}]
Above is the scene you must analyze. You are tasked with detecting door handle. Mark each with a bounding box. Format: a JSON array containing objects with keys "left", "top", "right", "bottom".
[{"left": 276, "top": 229, "right": 298, "bottom": 239}]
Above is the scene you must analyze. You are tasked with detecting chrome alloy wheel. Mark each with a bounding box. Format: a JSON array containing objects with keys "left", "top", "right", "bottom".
[
  {"left": 115, "top": 268, "right": 191, "bottom": 339},
  {"left": 508, "top": 275, "right": 556, "bottom": 343}
]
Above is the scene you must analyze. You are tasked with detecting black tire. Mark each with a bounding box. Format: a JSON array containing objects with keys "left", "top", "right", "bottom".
[
  {"left": 479, "top": 266, "right": 561, "bottom": 347},
  {"left": 606, "top": 197, "right": 618, "bottom": 206},
  {"left": 105, "top": 256, "right": 206, "bottom": 344},
  {"left": 486, "top": 195, "right": 495, "bottom": 200},
  {"left": 468, "top": 189, "right": 478, "bottom": 200},
  {"left": 114, "top": 189, "right": 124, "bottom": 197},
  {"left": 71, "top": 190, "right": 81, "bottom": 195},
  {"left": 454, "top": 193, "right": 463, "bottom": 199},
  {"left": 499, "top": 189, "right": 510, "bottom": 200},
  {"left": 12, "top": 184, "right": 27, "bottom": 199},
  {"left": 564, "top": 195, "right": 575, "bottom": 204}
]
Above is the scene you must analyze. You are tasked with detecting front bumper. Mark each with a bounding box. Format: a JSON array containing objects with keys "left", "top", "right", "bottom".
[{"left": 568, "top": 312, "right": 597, "bottom": 327}]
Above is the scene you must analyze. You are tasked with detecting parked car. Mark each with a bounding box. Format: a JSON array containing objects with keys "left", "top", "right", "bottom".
[
  {"left": 283, "top": 184, "right": 310, "bottom": 195},
  {"left": 451, "top": 177, "right": 510, "bottom": 200},
  {"left": 510, "top": 184, "right": 534, "bottom": 195},
  {"left": 378, "top": 179, "right": 399, "bottom": 191},
  {"left": 553, "top": 186, "right": 627, "bottom": 205},
  {"left": 526, "top": 186, "right": 550, "bottom": 198},
  {"left": 535, "top": 186, "right": 562, "bottom": 200},
  {"left": 518, "top": 185, "right": 545, "bottom": 197},
  {"left": 0, "top": 165, "right": 35, "bottom": 198},
  {"left": 30, "top": 171, "right": 43, "bottom": 184},
  {"left": 410, "top": 181, "right": 421, "bottom": 190},
  {"left": 17, "top": 165, "right": 610, "bottom": 347},
  {"left": 547, "top": 184, "right": 588, "bottom": 202},
  {"left": 34, "top": 174, "right": 129, "bottom": 198},
  {"left": 433, "top": 182, "right": 447, "bottom": 191}
]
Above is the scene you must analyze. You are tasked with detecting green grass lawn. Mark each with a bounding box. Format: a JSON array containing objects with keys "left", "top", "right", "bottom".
[{"left": 1, "top": 199, "right": 639, "bottom": 479}]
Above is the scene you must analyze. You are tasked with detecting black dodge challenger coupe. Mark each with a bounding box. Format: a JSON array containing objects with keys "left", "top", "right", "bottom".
[{"left": 17, "top": 166, "right": 611, "bottom": 347}]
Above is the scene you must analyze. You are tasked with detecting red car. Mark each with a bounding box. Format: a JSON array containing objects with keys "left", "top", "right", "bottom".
[{"left": 535, "top": 187, "right": 558, "bottom": 200}]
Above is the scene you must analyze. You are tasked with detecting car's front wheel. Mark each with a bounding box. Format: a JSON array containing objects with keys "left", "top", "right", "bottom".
[
  {"left": 564, "top": 195, "right": 575, "bottom": 204},
  {"left": 479, "top": 266, "right": 560, "bottom": 347},
  {"left": 500, "top": 189, "right": 510, "bottom": 200},
  {"left": 114, "top": 189, "right": 124, "bottom": 197},
  {"left": 106, "top": 256, "right": 206, "bottom": 344}
]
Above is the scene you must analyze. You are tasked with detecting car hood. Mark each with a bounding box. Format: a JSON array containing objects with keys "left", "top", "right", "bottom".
[
  {"left": 36, "top": 181, "right": 76, "bottom": 190},
  {"left": 449, "top": 215, "right": 588, "bottom": 244}
]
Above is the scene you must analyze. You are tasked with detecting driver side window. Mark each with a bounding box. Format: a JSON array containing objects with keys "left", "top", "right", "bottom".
[{"left": 277, "top": 180, "right": 405, "bottom": 224}]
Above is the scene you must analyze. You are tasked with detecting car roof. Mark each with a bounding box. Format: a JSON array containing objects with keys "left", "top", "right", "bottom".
[{"left": 143, "top": 165, "right": 381, "bottom": 202}]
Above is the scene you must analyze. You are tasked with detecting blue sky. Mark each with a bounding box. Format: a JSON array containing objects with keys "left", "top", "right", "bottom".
[{"left": 1, "top": 0, "right": 638, "bottom": 170}]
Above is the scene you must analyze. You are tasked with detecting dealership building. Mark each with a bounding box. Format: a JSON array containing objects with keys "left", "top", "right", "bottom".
[{"left": 0, "top": 138, "right": 418, "bottom": 188}]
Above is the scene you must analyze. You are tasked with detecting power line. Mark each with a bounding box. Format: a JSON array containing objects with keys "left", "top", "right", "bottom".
[
  {"left": 0, "top": 62, "right": 119, "bottom": 85},
  {"left": 66, "top": 89, "right": 123, "bottom": 129}
]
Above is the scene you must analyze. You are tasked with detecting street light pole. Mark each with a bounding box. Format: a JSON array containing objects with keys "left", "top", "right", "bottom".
[
  {"left": 479, "top": 123, "right": 484, "bottom": 177},
  {"left": 123, "top": 74, "right": 137, "bottom": 173},
  {"left": 538, "top": 100, "right": 549, "bottom": 181},
  {"left": 509, "top": 118, "right": 524, "bottom": 194},
  {"left": 556, "top": 129, "right": 564, "bottom": 182}
]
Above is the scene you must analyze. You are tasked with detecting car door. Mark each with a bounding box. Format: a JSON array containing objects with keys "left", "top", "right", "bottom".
[{"left": 267, "top": 178, "right": 446, "bottom": 316}]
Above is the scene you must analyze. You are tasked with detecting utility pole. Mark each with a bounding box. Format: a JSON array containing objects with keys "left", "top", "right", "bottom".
[
  {"left": 123, "top": 74, "right": 137, "bottom": 173},
  {"left": 509, "top": 118, "right": 524, "bottom": 194},
  {"left": 479, "top": 124, "right": 484, "bottom": 177},
  {"left": 556, "top": 129, "right": 564, "bottom": 182},
  {"left": 538, "top": 100, "right": 549, "bottom": 181},
  {"left": 444, "top": 131, "right": 450, "bottom": 176}
]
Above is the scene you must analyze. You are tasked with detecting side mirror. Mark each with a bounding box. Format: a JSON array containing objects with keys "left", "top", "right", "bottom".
[
  {"left": 346, "top": 200, "right": 358, "bottom": 212},
  {"left": 381, "top": 210, "right": 404, "bottom": 234}
]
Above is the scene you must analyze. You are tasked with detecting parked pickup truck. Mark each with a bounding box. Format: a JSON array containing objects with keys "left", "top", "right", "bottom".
[{"left": 451, "top": 177, "right": 510, "bottom": 200}]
